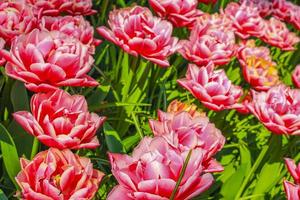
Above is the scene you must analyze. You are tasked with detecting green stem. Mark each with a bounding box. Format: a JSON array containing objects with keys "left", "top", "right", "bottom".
[
  {"left": 30, "top": 137, "right": 39, "bottom": 160},
  {"left": 170, "top": 150, "right": 193, "bottom": 200}
]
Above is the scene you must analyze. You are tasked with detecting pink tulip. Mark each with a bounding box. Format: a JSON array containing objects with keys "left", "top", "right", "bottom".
[
  {"left": 284, "top": 158, "right": 300, "bottom": 200},
  {"left": 238, "top": 40, "right": 280, "bottom": 91},
  {"left": 149, "top": 0, "right": 203, "bottom": 28},
  {"left": 167, "top": 100, "right": 206, "bottom": 118},
  {"left": 272, "top": 0, "right": 293, "bottom": 21},
  {"left": 261, "top": 17, "right": 299, "bottom": 51},
  {"left": 41, "top": 16, "right": 101, "bottom": 53},
  {"left": 239, "top": 0, "right": 272, "bottom": 17},
  {"left": 224, "top": 2, "right": 266, "bottom": 39},
  {"left": 189, "top": 13, "right": 233, "bottom": 31},
  {"left": 26, "top": 0, "right": 95, "bottom": 16},
  {"left": 290, "top": 4, "right": 300, "bottom": 30},
  {"left": 178, "top": 63, "right": 243, "bottom": 111},
  {"left": 292, "top": 65, "right": 300, "bottom": 88},
  {"left": 16, "top": 148, "right": 104, "bottom": 200},
  {"left": 13, "top": 89, "right": 105, "bottom": 149},
  {"left": 0, "top": 29, "right": 98, "bottom": 92},
  {"left": 247, "top": 85, "right": 300, "bottom": 135},
  {"left": 96, "top": 6, "right": 179, "bottom": 67},
  {"left": 0, "top": 0, "right": 37, "bottom": 45},
  {"left": 149, "top": 110, "right": 225, "bottom": 165},
  {"left": 108, "top": 136, "right": 220, "bottom": 200},
  {"left": 179, "top": 15, "right": 236, "bottom": 66}
]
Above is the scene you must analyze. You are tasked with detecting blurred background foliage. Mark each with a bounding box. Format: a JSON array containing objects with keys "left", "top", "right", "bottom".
[{"left": 0, "top": 0, "right": 300, "bottom": 199}]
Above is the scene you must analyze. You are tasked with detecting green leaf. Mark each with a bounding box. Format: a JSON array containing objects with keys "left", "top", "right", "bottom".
[
  {"left": 10, "top": 81, "right": 29, "bottom": 111},
  {"left": 103, "top": 123, "right": 125, "bottom": 153},
  {"left": 87, "top": 83, "right": 111, "bottom": 110},
  {"left": 0, "top": 123, "right": 20, "bottom": 188},
  {"left": 0, "top": 189, "right": 8, "bottom": 200}
]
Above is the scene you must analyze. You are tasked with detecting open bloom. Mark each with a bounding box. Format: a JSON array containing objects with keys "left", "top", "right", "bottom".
[
  {"left": 26, "top": 0, "right": 95, "bottom": 16},
  {"left": 167, "top": 100, "right": 206, "bottom": 118},
  {"left": 290, "top": 4, "right": 300, "bottom": 30},
  {"left": 178, "top": 63, "right": 243, "bottom": 111},
  {"left": 238, "top": 40, "right": 280, "bottom": 91},
  {"left": 41, "top": 16, "right": 101, "bottom": 53},
  {"left": 13, "top": 89, "right": 105, "bottom": 149},
  {"left": 284, "top": 158, "right": 300, "bottom": 200},
  {"left": 148, "top": 0, "right": 203, "bottom": 28},
  {"left": 272, "top": 0, "right": 293, "bottom": 21},
  {"left": 224, "top": 2, "right": 265, "bottom": 39},
  {"left": 261, "top": 17, "right": 299, "bottom": 51},
  {"left": 292, "top": 65, "right": 300, "bottom": 88},
  {"left": 97, "top": 6, "right": 179, "bottom": 67},
  {"left": 239, "top": 0, "right": 272, "bottom": 17},
  {"left": 16, "top": 148, "right": 104, "bottom": 200},
  {"left": 247, "top": 85, "right": 300, "bottom": 135},
  {"left": 179, "top": 18, "right": 236, "bottom": 66},
  {"left": 1, "top": 29, "right": 98, "bottom": 92},
  {"left": 0, "top": 0, "right": 37, "bottom": 44},
  {"left": 108, "top": 136, "right": 220, "bottom": 200}
]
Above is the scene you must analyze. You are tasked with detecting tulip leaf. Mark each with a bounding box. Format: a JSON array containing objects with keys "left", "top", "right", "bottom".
[
  {"left": 103, "top": 123, "right": 125, "bottom": 153},
  {"left": 10, "top": 81, "right": 29, "bottom": 111},
  {"left": 87, "top": 83, "right": 111, "bottom": 110},
  {"left": 0, "top": 189, "right": 8, "bottom": 200},
  {"left": 0, "top": 123, "right": 20, "bottom": 188}
]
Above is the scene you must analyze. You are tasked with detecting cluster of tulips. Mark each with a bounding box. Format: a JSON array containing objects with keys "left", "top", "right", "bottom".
[{"left": 0, "top": 0, "right": 300, "bottom": 199}]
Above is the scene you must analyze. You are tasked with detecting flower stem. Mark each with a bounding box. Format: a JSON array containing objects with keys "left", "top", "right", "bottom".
[{"left": 30, "top": 137, "right": 39, "bottom": 160}]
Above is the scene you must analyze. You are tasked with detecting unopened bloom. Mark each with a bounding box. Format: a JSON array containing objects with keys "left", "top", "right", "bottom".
[
  {"left": 224, "top": 2, "right": 265, "bottom": 39},
  {"left": 41, "top": 16, "right": 101, "bottom": 53},
  {"left": 292, "top": 65, "right": 300, "bottom": 88},
  {"left": 0, "top": 0, "right": 37, "bottom": 44},
  {"left": 149, "top": 0, "right": 203, "bottom": 28},
  {"left": 261, "top": 17, "right": 299, "bottom": 51},
  {"left": 16, "top": 148, "right": 104, "bottom": 200},
  {"left": 167, "top": 100, "right": 206, "bottom": 118},
  {"left": 108, "top": 136, "right": 220, "bottom": 200},
  {"left": 178, "top": 63, "right": 243, "bottom": 111},
  {"left": 284, "top": 158, "right": 300, "bottom": 200},
  {"left": 247, "top": 85, "right": 300, "bottom": 135},
  {"left": 1, "top": 29, "right": 98, "bottom": 92},
  {"left": 97, "top": 6, "right": 179, "bottom": 67},
  {"left": 14, "top": 89, "right": 105, "bottom": 149}
]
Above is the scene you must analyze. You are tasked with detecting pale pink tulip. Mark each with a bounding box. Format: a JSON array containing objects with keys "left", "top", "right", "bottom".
[
  {"left": 96, "top": 6, "right": 179, "bottom": 67},
  {"left": 0, "top": 0, "right": 37, "bottom": 44},
  {"left": 292, "top": 65, "right": 300, "bottom": 88},
  {"left": 239, "top": 0, "right": 272, "bottom": 17},
  {"left": 1, "top": 29, "right": 98, "bottom": 92},
  {"left": 108, "top": 136, "right": 220, "bottom": 200},
  {"left": 261, "top": 17, "right": 299, "bottom": 51},
  {"left": 189, "top": 13, "right": 233, "bottom": 31},
  {"left": 149, "top": 0, "right": 203, "bottom": 27},
  {"left": 247, "top": 85, "right": 300, "bottom": 135},
  {"left": 224, "top": 2, "right": 266, "bottom": 39},
  {"left": 178, "top": 63, "right": 243, "bottom": 111},
  {"left": 14, "top": 89, "right": 105, "bottom": 149},
  {"left": 16, "top": 148, "right": 104, "bottom": 200},
  {"left": 284, "top": 158, "right": 300, "bottom": 200}
]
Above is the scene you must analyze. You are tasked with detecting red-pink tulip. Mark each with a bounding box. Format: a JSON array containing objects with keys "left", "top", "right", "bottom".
[
  {"left": 284, "top": 158, "right": 300, "bottom": 200},
  {"left": 247, "top": 85, "right": 300, "bottom": 135},
  {"left": 261, "top": 17, "right": 299, "bottom": 51},
  {"left": 292, "top": 65, "right": 300, "bottom": 88},
  {"left": 290, "top": 4, "right": 300, "bottom": 30},
  {"left": 149, "top": 110, "right": 225, "bottom": 165},
  {"left": 41, "top": 16, "right": 101, "bottom": 53},
  {"left": 198, "top": 0, "right": 217, "bottom": 4},
  {"left": 63, "top": 0, "right": 96, "bottom": 16},
  {"left": 1, "top": 29, "right": 98, "bottom": 92},
  {"left": 0, "top": 0, "right": 37, "bottom": 44},
  {"left": 239, "top": 0, "right": 272, "bottom": 17},
  {"left": 149, "top": 0, "right": 203, "bottom": 28},
  {"left": 224, "top": 2, "right": 265, "bottom": 39},
  {"left": 238, "top": 40, "right": 280, "bottom": 91},
  {"left": 108, "top": 136, "right": 220, "bottom": 200},
  {"left": 16, "top": 148, "right": 104, "bottom": 200},
  {"left": 13, "top": 89, "right": 105, "bottom": 149},
  {"left": 178, "top": 63, "right": 243, "bottom": 111},
  {"left": 179, "top": 16, "right": 236, "bottom": 66},
  {"left": 96, "top": 6, "right": 179, "bottom": 67},
  {"left": 272, "top": 0, "right": 293, "bottom": 21}
]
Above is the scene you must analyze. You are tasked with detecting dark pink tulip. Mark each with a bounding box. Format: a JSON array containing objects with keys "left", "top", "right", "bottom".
[
  {"left": 149, "top": 110, "right": 225, "bottom": 166},
  {"left": 247, "top": 85, "right": 300, "bottom": 135},
  {"left": 261, "top": 17, "right": 299, "bottom": 51},
  {"left": 198, "top": 0, "right": 217, "bottom": 4},
  {"left": 16, "top": 148, "right": 104, "bottom": 200},
  {"left": 272, "top": 0, "right": 293, "bottom": 21},
  {"left": 149, "top": 0, "right": 203, "bottom": 28},
  {"left": 1, "top": 29, "right": 98, "bottom": 92},
  {"left": 0, "top": 0, "right": 37, "bottom": 45},
  {"left": 178, "top": 63, "right": 243, "bottom": 111},
  {"left": 292, "top": 65, "right": 300, "bottom": 88},
  {"left": 108, "top": 136, "right": 219, "bottom": 200},
  {"left": 13, "top": 89, "right": 105, "bottom": 149},
  {"left": 238, "top": 40, "right": 280, "bottom": 91},
  {"left": 224, "top": 2, "right": 265, "bottom": 39},
  {"left": 179, "top": 16, "right": 236, "bottom": 66},
  {"left": 41, "top": 16, "right": 101, "bottom": 53},
  {"left": 96, "top": 6, "right": 179, "bottom": 67},
  {"left": 284, "top": 158, "right": 300, "bottom": 200},
  {"left": 239, "top": 0, "right": 272, "bottom": 17}
]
